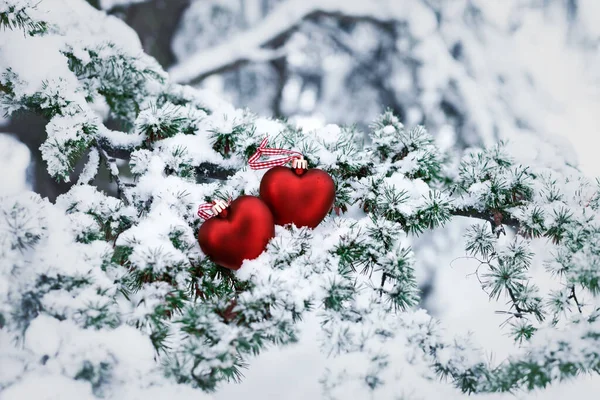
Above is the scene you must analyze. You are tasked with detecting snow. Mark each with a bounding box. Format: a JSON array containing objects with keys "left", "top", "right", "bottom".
[
  {"left": 41, "top": 0, "right": 145, "bottom": 53},
  {"left": 25, "top": 314, "right": 63, "bottom": 356},
  {"left": 385, "top": 174, "right": 430, "bottom": 214},
  {"left": 116, "top": 202, "right": 193, "bottom": 274},
  {"left": 0, "top": 134, "right": 31, "bottom": 195},
  {"left": 405, "top": 0, "right": 437, "bottom": 39},
  {"left": 1, "top": 374, "right": 96, "bottom": 400},
  {"left": 157, "top": 133, "right": 229, "bottom": 166},
  {"left": 509, "top": 9, "right": 600, "bottom": 177},
  {"left": 99, "top": 0, "right": 147, "bottom": 10},
  {"left": 578, "top": 0, "right": 600, "bottom": 38},
  {"left": 2, "top": 0, "right": 600, "bottom": 399},
  {"left": 97, "top": 128, "right": 145, "bottom": 149},
  {"left": 77, "top": 148, "right": 100, "bottom": 185},
  {"left": 0, "top": 33, "right": 78, "bottom": 97},
  {"left": 169, "top": 0, "right": 421, "bottom": 83},
  {"left": 203, "top": 12, "right": 600, "bottom": 388}
]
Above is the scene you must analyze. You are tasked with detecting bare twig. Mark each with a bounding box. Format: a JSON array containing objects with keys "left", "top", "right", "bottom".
[
  {"left": 195, "top": 163, "right": 240, "bottom": 182},
  {"left": 569, "top": 286, "right": 583, "bottom": 313},
  {"left": 96, "top": 144, "right": 130, "bottom": 205},
  {"left": 506, "top": 286, "right": 526, "bottom": 316}
]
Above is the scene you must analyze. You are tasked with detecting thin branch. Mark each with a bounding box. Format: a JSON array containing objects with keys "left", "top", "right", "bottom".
[
  {"left": 195, "top": 163, "right": 239, "bottom": 182},
  {"left": 569, "top": 286, "right": 583, "bottom": 313},
  {"left": 451, "top": 207, "right": 521, "bottom": 231},
  {"left": 96, "top": 144, "right": 130, "bottom": 205},
  {"left": 468, "top": 253, "right": 540, "bottom": 322},
  {"left": 96, "top": 135, "right": 141, "bottom": 159},
  {"left": 506, "top": 286, "right": 526, "bottom": 316},
  {"left": 98, "top": 136, "right": 237, "bottom": 182}
]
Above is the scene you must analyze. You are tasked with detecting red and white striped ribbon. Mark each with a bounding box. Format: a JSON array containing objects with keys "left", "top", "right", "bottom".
[
  {"left": 197, "top": 198, "right": 231, "bottom": 220},
  {"left": 248, "top": 137, "right": 303, "bottom": 170},
  {"left": 197, "top": 203, "right": 215, "bottom": 220}
]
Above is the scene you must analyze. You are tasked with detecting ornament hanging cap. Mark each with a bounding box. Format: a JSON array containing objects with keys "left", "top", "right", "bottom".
[
  {"left": 248, "top": 136, "right": 305, "bottom": 170},
  {"left": 291, "top": 157, "right": 307, "bottom": 169},
  {"left": 198, "top": 199, "right": 231, "bottom": 220}
]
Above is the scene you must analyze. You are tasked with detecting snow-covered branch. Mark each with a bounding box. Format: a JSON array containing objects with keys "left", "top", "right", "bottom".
[
  {"left": 168, "top": 0, "right": 415, "bottom": 84},
  {"left": 452, "top": 207, "right": 520, "bottom": 233},
  {"left": 2, "top": 1, "right": 600, "bottom": 399}
]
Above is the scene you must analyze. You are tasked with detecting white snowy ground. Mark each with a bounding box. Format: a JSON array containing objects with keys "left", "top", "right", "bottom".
[{"left": 1, "top": 4, "right": 600, "bottom": 399}]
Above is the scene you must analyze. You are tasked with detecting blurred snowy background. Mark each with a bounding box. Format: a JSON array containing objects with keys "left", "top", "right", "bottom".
[{"left": 1, "top": 0, "right": 599, "bottom": 398}]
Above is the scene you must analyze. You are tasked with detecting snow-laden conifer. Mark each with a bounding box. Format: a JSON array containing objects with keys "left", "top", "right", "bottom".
[{"left": 1, "top": 1, "right": 600, "bottom": 399}]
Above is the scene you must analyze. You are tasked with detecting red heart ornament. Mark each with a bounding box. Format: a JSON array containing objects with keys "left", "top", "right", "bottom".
[
  {"left": 260, "top": 167, "right": 335, "bottom": 228},
  {"left": 198, "top": 196, "right": 275, "bottom": 270}
]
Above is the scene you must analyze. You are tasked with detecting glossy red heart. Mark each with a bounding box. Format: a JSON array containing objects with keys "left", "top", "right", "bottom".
[
  {"left": 259, "top": 166, "right": 335, "bottom": 228},
  {"left": 198, "top": 196, "right": 275, "bottom": 270}
]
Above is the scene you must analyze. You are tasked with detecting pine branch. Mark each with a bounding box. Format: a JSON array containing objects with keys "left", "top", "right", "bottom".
[
  {"left": 96, "top": 137, "right": 134, "bottom": 160},
  {"left": 0, "top": 3, "right": 48, "bottom": 36},
  {"left": 4, "top": 2, "right": 599, "bottom": 394},
  {"left": 473, "top": 256, "right": 541, "bottom": 322},
  {"left": 452, "top": 207, "right": 520, "bottom": 232},
  {"left": 98, "top": 138, "right": 237, "bottom": 181}
]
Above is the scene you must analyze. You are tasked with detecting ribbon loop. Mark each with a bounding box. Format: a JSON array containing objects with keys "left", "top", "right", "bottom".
[
  {"left": 197, "top": 203, "right": 214, "bottom": 220},
  {"left": 197, "top": 198, "right": 232, "bottom": 220},
  {"left": 248, "top": 136, "right": 303, "bottom": 170}
]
